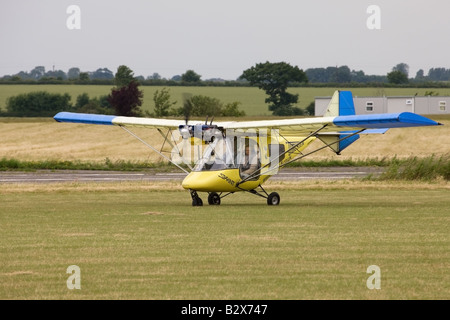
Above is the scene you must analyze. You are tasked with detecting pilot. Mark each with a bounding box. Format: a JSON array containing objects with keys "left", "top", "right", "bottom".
[{"left": 240, "top": 145, "right": 259, "bottom": 178}]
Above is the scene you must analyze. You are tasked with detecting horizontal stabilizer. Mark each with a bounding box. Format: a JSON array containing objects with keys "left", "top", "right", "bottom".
[
  {"left": 318, "top": 132, "right": 360, "bottom": 155},
  {"left": 333, "top": 112, "right": 441, "bottom": 128}
]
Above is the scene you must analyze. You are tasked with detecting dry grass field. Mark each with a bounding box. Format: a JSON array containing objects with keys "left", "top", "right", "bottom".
[{"left": 0, "top": 116, "right": 448, "bottom": 163}]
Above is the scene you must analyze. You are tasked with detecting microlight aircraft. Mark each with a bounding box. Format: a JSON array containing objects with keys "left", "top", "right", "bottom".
[{"left": 54, "top": 91, "right": 441, "bottom": 206}]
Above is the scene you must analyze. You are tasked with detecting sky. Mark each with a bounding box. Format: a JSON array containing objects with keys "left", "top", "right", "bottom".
[{"left": 1, "top": 0, "right": 450, "bottom": 80}]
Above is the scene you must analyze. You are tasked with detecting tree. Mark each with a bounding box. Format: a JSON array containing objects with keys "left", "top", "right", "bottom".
[
  {"left": 153, "top": 88, "right": 176, "bottom": 117},
  {"left": 173, "top": 95, "right": 245, "bottom": 117},
  {"left": 428, "top": 68, "right": 450, "bottom": 81},
  {"left": 6, "top": 91, "right": 71, "bottom": 117},
  {"left": 387, "top": 63, "right": 409, "bottom": 84},
  {"left": 91, "top": 68, "right": 114, "bottom": 80},
  {"left": 68, "top": 67, "right": 80, "bottom": 79},
  {"left": 415, "top": 69, "right": 426, "bottom": 82},
  {"left": 74, "top": 93, "right": 113, "bottom": 114},
  {"left": 79, "top": 72, "right": 90, "bottom": 81},
  {"left": 306, "top": 102, "right": 315, "bottom": 116},
  {"left": 392, "top": 63, "right": 409, "bottom": 78},
  {"left": 115, "top": 65, "right": 135, "bottom": 87},
  {"left": 330, "top": 66, "right": 351, "bottom": 83},
  {"left": 181, "top": 70, "right": 201, "bottom": 83},
  {"left": 75, "top": 93, "right": 90, "bottom": 109},
  {"left": 240, "top": 61, "right": 307, "bottom": 116},
  {"left": 147, "top": 73, "right": 162, "bottom": 80},
  {"left": 387, "top": 70, "right": 408, "bottom": 84},
  {"left": 107, "top": 66, "right": 144, "bottom": 116},
  {"left": 221, "top": 101, "right": 246, "bottom": 117},
  {"left": 30, "top": 66, "right": 46, "bottom": 80},
  {"left": 107, "top": 81, "right": 143, "bottom": 116},
  {"left": 44, "top": 69, "right": 67, "bottom": 80}
]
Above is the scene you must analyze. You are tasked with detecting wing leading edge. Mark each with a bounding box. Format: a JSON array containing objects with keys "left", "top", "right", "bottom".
[
  {"left": 54, "top": 112, "right": 213, "bottom": 129},
  {"left": 54, "top": 111, "right": 441, "bottom": 133}
]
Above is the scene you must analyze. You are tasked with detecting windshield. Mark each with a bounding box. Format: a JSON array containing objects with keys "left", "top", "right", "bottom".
[
  {"left": 193, "top": 135, "right": 261, "bottom": 174},
  {"left": 193, "top": 136, "right": 235, "bottom": 171}
]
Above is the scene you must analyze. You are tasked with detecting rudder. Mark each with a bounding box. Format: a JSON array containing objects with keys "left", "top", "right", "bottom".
[
  {"left": 324, "top": 90, "right": 355, "bottom": 117},
  {"left": 321, "top": 90, "right": 359, "bottom": 154}
]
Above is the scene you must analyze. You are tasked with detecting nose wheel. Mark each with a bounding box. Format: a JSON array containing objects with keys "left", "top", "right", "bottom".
[{"left": 190, "top": 190, "right": 203, "bottom": 206}]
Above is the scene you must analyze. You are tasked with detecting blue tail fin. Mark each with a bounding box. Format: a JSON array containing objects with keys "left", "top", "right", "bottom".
[
  {"left": 337, "top": 91, "right": 356, "bottom": 116},
  {"left": 321, "top": 90, "right": 359, "bottom": 154}
]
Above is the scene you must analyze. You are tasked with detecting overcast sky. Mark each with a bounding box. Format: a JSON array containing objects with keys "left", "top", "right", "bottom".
[{"left": 1, "top": 0, "right": 449, "bottom": 80}]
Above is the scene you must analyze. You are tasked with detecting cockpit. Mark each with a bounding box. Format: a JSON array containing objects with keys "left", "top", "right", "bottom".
[{"left": 193, "top": 135, "right": 260, "bottom": 179}]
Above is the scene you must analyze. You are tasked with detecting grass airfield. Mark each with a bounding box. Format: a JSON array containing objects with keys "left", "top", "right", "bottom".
[
  {"left": 0, "top": 113, "right": 449, "bottom": 300},
  {"left": 1, "top": 180, "right": 449, "bottom": 300}
]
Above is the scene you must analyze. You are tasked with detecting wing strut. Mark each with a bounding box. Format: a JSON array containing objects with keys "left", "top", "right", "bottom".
[
  {"left": 119, "top": 126, "right": 190, "bottom": 175},
  {"left": 277, "top": 128, "right": 365, "bottom": 169},
  {"left": 237, "top": 124, "right": 328, "bottom": 185},
  {"left": 156, "top": 128, "right": 193, "bottom": 171},
  {"left": 237, "top": 128, "right": 365, "bottom": 185}
]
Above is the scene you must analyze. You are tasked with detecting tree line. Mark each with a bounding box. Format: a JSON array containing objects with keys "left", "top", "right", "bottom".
[
  {"left": 0, "top": 66, "right": 246, "bottom": 118},
  {"left": 2, "top": 63, "right": 450, "bottom": 85},
  {"left": 2, "top": 62, "right": 450, "bottom": 118}
]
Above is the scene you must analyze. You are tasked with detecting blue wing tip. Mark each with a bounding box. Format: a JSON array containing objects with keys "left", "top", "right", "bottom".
[
  {"left": 398, "top": 112, "right": 441, "bottom": 126},
  {"left": 54, "top": 112, "right": 116, "bottom": 125}
]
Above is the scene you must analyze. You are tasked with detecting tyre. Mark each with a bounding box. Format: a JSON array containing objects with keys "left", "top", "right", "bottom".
[
  {"left": 192, "top": 197, "right": 203, "bottom": 206},
  {"left": 267, "top": 192, "right": 280, "bottom": 205},
  {"left": 208, "top": 192, "right": 221, "bottom": 205}
]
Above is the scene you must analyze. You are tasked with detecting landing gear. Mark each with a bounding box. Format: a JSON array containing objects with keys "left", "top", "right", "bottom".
[
  {"left": 237, "top": 184, "right": 281, "bottom": 206},
  {"left": 207, "top": 192, "right": 221, "bottom": 205},
  {"left": 189, "top": 188, "right": 280, "bottom": 206},
  {"left": 190, "top": 190, "right": 203, "bottom": 206},
  {"left": 267, "top": 192, "right": 280, "bottom": 206}
]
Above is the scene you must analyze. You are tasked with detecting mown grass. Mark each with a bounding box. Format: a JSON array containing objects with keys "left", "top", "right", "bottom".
[{"left": 1, "top": 181, "right": 449, "bottom": 299}]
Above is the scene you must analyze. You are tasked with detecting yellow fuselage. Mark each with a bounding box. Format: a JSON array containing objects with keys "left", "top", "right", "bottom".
[{"left": 182, "top": 136, "right": 315, "bottom": 192}]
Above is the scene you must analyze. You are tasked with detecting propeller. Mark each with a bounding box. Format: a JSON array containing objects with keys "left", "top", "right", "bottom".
[{"left": 178, "top": 93, "right": 221, "bottom": 142}]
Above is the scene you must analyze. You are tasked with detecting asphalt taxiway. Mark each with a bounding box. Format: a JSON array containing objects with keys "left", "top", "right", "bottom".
[{"left": 0, "top": 167, "right": 383, "bottom": 184}]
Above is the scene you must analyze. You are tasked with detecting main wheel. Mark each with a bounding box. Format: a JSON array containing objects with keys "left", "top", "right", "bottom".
[
  {"left": 192, "top": 197, "right": 203, "bottom": 206},
  {"left": 267, "top": 192, "right": 280, "bottom": 205},
  {"left": 208, "top": 192, "right": 221, "bottom": 205}
]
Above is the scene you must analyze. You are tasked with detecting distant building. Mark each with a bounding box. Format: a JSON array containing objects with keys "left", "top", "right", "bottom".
[{"left": 315, "top": 95, "right": 450, "bottom": 116}]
